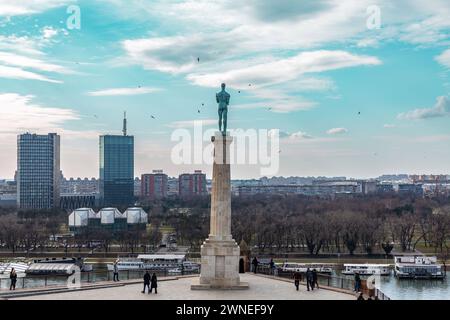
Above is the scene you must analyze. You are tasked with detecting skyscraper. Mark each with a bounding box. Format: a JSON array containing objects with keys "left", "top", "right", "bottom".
[
  {"left": 99, "top": 113, "right": 134, "bottom": 207},
  {"left": 17, "top": 133, "right": 60, "bottom": 209}
]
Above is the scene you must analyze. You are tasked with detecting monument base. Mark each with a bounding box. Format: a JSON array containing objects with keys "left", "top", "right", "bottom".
[
  {"left": 190, "top": 238, "right": 249, "bottom": 290},
  {"left": 191, "top": 278, "right": 249, "bottom": 290}
]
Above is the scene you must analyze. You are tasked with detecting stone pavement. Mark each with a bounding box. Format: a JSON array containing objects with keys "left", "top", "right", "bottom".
[{"left": 12, "top": 273, "right": 355, "bottom": 300}]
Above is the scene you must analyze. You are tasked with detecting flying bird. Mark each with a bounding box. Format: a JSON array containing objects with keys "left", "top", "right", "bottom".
[
  {"left": 197, "top": 57, "right": 200, "bottom": 62},
  {"left": 150, "top": 115, "right": 156, "bottom": 119},
  {"left": 198, "top": 109, "right": 201, "bottom": 113}
]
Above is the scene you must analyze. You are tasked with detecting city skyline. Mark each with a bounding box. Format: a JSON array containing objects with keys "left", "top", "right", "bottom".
[{"left": 1, "top": 1, "right": 450, "bottom": 179}]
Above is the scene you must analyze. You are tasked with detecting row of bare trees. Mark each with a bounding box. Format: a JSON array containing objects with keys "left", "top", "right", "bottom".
[
  {"left": 0, "top": 194, "right": 449, "bottom": 257},
  {"left": 230, "top": 195, "right": 450, "bottom": 256}
]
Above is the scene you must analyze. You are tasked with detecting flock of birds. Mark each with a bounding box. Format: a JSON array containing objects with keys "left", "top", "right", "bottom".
[{"left": 88, "top": 56, "right": 369, "bottom": 156}]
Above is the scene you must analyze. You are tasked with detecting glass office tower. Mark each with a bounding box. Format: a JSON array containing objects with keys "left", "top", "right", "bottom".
[
  {"left": 17, "top": 133, "right": 60, "bottom": 209},
  {"left": 99, "top": 135, "right": 134, "bottom": 207}
]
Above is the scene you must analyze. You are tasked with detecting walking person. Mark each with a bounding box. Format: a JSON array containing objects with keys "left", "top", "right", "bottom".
[
  {"left": 9, "top": 268, "right": 17, "bottom": 290},
  {"left": 150, "top": 273, "right": 158, "bottom": 294},
  {"left": 306, "top": 268, "right": 314, "bottom": 291},
  {"left": 252, "top": 257, "right": 259, "bottom": 274},
  {"left": 113, "top": 260, "right": 120, "bottom": 282},
  {"left": 354, "top": 273, "right": 361, "bottom": 292},
  {"left": 142, "top": 271, "right": 151, "bottom": 294},
  {"left": 293, "top": 270, "right": 302, "bottom": 291},
  {"left": 312, "top": 269, "right": 319, "bottom": 289}
]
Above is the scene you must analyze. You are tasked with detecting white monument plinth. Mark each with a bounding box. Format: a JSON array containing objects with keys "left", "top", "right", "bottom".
[{"left": 191, "top": 133, "right": 249, "bottom": 290}]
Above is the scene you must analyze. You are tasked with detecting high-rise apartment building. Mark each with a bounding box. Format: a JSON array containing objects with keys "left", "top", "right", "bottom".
[
  {"left": 179, "top": 170, "right": 207, "bottom": 198},
  {"left": 141, "top": 170, "right": 168, "bottom": 200},
  {"left": 17, "top": 133, "right": 60, "bottom": 209}
]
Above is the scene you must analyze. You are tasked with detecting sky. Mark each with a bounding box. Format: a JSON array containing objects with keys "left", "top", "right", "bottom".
[{"left": 0, "top": 0, "right": 450, "bottom": 179}]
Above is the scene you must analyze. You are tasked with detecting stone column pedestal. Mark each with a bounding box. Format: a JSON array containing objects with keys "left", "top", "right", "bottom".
[{"left": 191, "top": 133, "right": 249, "bottom": 290}]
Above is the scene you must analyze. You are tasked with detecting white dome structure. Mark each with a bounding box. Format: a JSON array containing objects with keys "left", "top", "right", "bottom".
[
  {"left": 98, "top": 207, "right": 123, "bottom": 224},
  {"left": 68, "top": 208, "right": 97, "bottom": 227},
  {"left": 123, "top": 207, "right": 148, "bottom": 224}
]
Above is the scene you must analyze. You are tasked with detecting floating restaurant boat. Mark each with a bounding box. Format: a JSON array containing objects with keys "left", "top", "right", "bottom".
[
  {"left": 394, "top": 256, "right": 445, "bottom": 279},
  {"left": 0, "top": 262, "right": 30, "bottom": 274},
  {"left": 26, "top": 263, "right": 79, "bottom": 275},
  {"left": 342, "top": 264, "right": 391, "bottom": 276},
  {"left": 32, "top": 257, "right": 93, "bottom": 272},
  {"left": 280, "top": 262, "right": 334, "bottom": 274},
  {"left": 107, "top": 254, "right": 200, "bottom": 272}
]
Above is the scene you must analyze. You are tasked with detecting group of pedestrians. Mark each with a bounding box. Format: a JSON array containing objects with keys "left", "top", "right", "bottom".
[
  {"left": 111, "top": 260, "right": 159, "bottom": 294},
  {"left": 142, "top": 271, "right": 158, "bottom": 294},
  {"left": 251, "top": 257, "right": 277, "bottom": 275},
  {"left": 293, "top": 268, "right": 319, "bottom": 291}
]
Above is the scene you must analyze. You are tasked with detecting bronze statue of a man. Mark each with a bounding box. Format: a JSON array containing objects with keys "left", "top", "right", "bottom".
[{"left": 216, "top": 83, "right": 230, "bottom": 135}]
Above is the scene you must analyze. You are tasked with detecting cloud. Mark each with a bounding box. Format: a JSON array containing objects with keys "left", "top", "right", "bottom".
[
  {"left": 0, "top": 35, "right": 72, "bottom": 83},
  {"left": 0, "top": 93, "right": 78, "bottom": 136},
  {"left": 0, "top": 65, "right": 61, "bottom": 83},
  {"left": 42, "top": 26, "right": 58, "bottom": 39},
  {"left": 383, "top": 124, "right": 396, "bottom": 128},
  {"left": 0, "top": 0, "right": 73, "bottom": 16},
  {"left": 0, "top": 51, "right": 71, "bottom": 74},
  {"left": 290, "top": 131, "right": 314, "bottom": 140},
  {"left": 398, "top": 96, "right": 450, "bottom": 120},
  {"left": 327, "top": 127, "right": 348, "bottom": 135},
  {"left": 436, "top": 49, "right": 450, "bottom": 68},
  {"left": 188, "top": 51, "right": 380, "bottom": 89},
  {"left": 0, "top": 35, "right": 44, "bottom": 55},
  {"left": 87, "top": 87, "right": 162, "bottom": 96},
  {"left": 268, "top": 129, "right": 314, "bottom": 140}
]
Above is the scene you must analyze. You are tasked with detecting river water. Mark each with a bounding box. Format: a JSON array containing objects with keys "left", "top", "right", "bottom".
[
  {"left": 378, "top": 273, "right": 449, "bottom": 300},
  {"left": 336, "top": 271, "right": 449, "bottom": 300}
]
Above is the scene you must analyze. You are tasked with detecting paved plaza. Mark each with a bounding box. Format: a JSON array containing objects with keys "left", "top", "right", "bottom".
[{"left": 12, "top": 274, "right": 355, "bottom": 300}]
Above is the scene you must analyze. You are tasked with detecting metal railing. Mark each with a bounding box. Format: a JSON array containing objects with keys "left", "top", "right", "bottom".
[
  {"left": 253, "top": 265, "right": 355, "bottom": 290},
  {"left": 254, "top": 265, "right": 390, "bottom": 299},
  {"left": 0, "top": 269, "right": 199, "bottom": 291}
]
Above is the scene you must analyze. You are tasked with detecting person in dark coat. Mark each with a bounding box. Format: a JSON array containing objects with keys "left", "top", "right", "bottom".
[
  {"left": 306, "top": 268, "right": 314, "bottom": 291},
  {"left": 9, "top": 268, "right": 17, "bottom": 290},
  {"left": 312, "top": 269, "right": 319, "bottom": 289},
  {"left": 142, "top": 271, "right": 151, "bottom": 294},
  {"left": 113, "top": 261, "right": 119, "bottom": 282},
  {"left": 150, "top": 273, "right": 158, "bottom": 294},
  {"left": 354, "top": 273, "right": 361, "bottom": 292},
  {"left": 293, "top": 271, "right": 302, "bottom": 291},
  {"left": 269, "top": 258, "right": 275, "bottom": 275},
  {"left": 252, "top": 257, "right": 259, "bottom": 274}
]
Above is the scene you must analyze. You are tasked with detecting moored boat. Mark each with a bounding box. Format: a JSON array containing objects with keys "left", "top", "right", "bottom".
[
  {"left": 394, "top": 256, "right": 445, "bottom": 279},
  {"left": 280, "top": 262, "right": 334, "bottom": 274},
  {"left": 107, "top": 254, "right": 200, "bottom": 272},
  {"left": 342, "top": 264, "right": 391, "bottom": 276}
]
